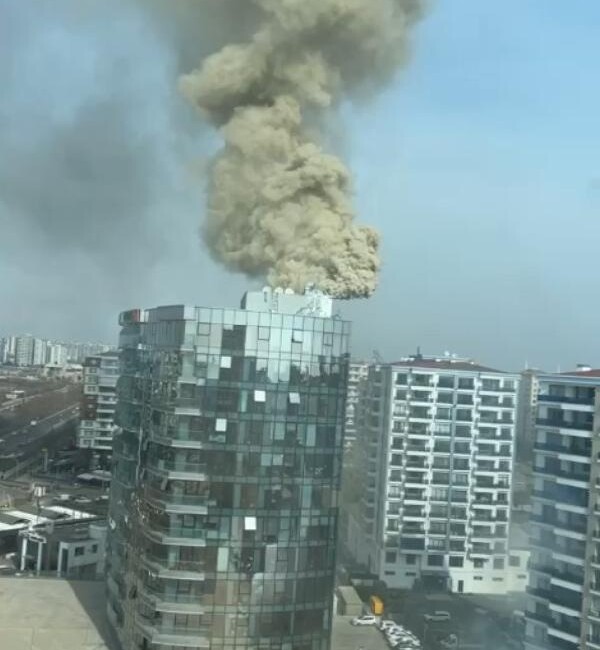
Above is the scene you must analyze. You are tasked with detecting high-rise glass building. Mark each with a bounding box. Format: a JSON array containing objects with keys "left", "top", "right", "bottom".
[{"left": 106, "top": 288, "right": 350, "bottom": 650}]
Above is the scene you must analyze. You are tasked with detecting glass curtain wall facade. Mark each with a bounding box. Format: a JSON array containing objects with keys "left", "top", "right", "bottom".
[{"left": 107, "top": 293, "right": 350, "bottom": 650}]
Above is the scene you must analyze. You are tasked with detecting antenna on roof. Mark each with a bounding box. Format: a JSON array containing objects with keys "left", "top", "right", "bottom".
[{"left": 415, "top": 346, "right": 423, "bottom": 360}]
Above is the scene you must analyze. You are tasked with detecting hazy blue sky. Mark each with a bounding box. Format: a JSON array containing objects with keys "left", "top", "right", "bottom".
[{"left": 1, "top": 1, "right": 599, "bottom": 371}]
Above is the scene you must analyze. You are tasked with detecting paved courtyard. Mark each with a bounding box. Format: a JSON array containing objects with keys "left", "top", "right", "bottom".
[{"left": 0, "top": 577, "right": 116, "bottom": 650}]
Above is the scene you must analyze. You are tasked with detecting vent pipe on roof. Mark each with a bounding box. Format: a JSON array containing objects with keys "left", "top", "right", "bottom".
[{"left": 577, "top": 364, "right": 592, "bottom": 372}]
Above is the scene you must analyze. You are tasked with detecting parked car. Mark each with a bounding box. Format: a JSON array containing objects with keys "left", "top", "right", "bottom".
[
  {"left": 387, "top": 630, "right": 417, "bottom": 644},
  {"left": 440, "top": 633, "right": 458, "bottom": 649},
  {"left": 424, "top": 610, "right": 451, "bottom": 622},
  {"left": 351, "top": 615, "right": 378, "bottom": 626},
  {"left": 380, "top": 619, "right": 398, "bottom": 631}
]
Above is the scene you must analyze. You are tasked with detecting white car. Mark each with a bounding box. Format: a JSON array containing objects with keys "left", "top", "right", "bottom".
[
  {"left": 351, "top": 615, "right": 377, "bottom": 626},
  {"left": 379, "top": 619, "right": 398, "bottom": 632},
  {"left": 389, "top": 640, "right": 420, "bottom": 650},
  {"left": 387, "top": 631, "right": 417, "bottom": 644},
  {"left": 424, "top": 610, "right": 451, "bottom": 622}
]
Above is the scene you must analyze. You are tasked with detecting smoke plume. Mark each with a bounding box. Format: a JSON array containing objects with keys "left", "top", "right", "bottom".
[{"left": 180, "top": 0, "right": 424, "bottom": 298}]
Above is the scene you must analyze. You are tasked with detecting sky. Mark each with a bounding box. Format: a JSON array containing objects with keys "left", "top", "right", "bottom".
[{"left": 1, "top": 0, "right": 599, "bottom": 372}]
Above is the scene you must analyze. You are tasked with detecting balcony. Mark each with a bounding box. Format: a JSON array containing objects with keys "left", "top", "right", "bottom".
[
  {"left": 534, "top": 465, "right": 589, "bottom": 484},
  {"left": 135, "top": 614, "right": 210, "bottom": 648},
  {"left": 533, "top": 441, "right": 591, "bottom": 457},
  {"left": 146, "top": 460, "right": 208, "bottom": 479},
  {"left": 140, "top": 585, "right": 206, "bottom": 614},
  {"left": 144, "top": 488, "right": 212, "bottom": 515},
  {"left": 537, "top": 417, "right": 592, "bottom": 432},
  {"left": 142, "top": 523, "right": 207, "bottom": 547},
  {"left": 527, "top": 585, "right": 553, "bottom": 601},
  {"left": 538, "top": 394, "right": 594, "bottom": 406},
  {"left": 141, "top": 553, "right": 206, "bottom": 579}
]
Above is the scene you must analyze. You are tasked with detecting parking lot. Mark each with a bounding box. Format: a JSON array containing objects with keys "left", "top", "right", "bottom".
[
  {"left": 332, "top": 616, "right": 390, "bottom": 650},
  {"left": 383, "top": 591, "right": 522, "bottom": 650}
]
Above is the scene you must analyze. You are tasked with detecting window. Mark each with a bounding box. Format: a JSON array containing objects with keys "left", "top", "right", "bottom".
[
  {"left": 215, "top": 418, "right": 227, "bottom": 432},
  {"left": 473, "top": 559, "right": 485, "bottom": 568},
  {"left": 254, "top": 390, "right": 266, "bottom": 402},
  {"left": 292, "top": 330, "right": 303, "bottom": 342},
  {"left": 474, "top": 576, "right": 483, "bottom": 581},
  {"left": 91, "top": 544, "right": 98, "bottom": 553},
  {"left": 428, "top": 554, "right": 444, "bottom": 567},
  {"left": 258, "top": 327, "right": 270, "bottom": 340},
  {"left": 396, "top": 373, "right": 408, "bottom": 385},
  {"left": 429, "top": 522, "right": 447, "bottom": 535},
  {"left": 493, "top": 558, "right": 504, "bottom": 570},
  {"left": 509, "top": 555, "right": 520, "bottom": 568},
  {"left": 386, "top": 552, "right": 397, "bottom": 563},
  {"left": 436, "top": 407, "right": 452, "bottom": 420},
  {"left": 289, "top": 392, "right": 300, "bottom": 404},
  {"left": 458, "top": 378, "right": 474, "bottom": 390},
  {"left": 74, "top": 546, "right": 85, "bottom": 557},
  {"left": 449, "top": 556, "right": 463, "bottom": 568},
  {"left": 220, "top": 355, "right": 231, "bottom": 368},
  {"left": 405, "top": 554, "right": 417, "bottom": 565},
  {"left": 438, "top": 375, "right": 454, "bottom": 388},
  {"left": 197, "top": 322, "right": 210, "bottom": 335}
]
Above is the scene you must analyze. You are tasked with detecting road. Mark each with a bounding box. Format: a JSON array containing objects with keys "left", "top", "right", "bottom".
[
  {"left": 0, "top": 385, "right": 70, "bottom": 413},
  {"left": 0, "top": 404, "right": 79, "bottom": 460}
]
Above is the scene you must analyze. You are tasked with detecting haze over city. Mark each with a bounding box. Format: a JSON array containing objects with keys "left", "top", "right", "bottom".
[{"left": 2, "top": 0, "right": 599, "bottom": 369}]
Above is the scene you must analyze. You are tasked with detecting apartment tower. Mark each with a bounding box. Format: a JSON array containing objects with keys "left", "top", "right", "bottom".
[
  {"left": 525, "top": 368, "right": 600, "bottom": 650},
  {"left": 106, "top": 288, "right": 350, "bottom": 650},
  {"left": 345, "top": 354, "right": 522, "bottom": 594}
]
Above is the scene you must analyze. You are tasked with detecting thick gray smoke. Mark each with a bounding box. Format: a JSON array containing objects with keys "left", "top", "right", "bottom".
[{"left": 180, "top": 0, "right": 425, "bottom": 298}]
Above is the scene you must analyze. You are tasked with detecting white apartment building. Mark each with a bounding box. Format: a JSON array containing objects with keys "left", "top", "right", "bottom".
[
  {"left": 525, "top": 368, "right": 600, "bottom": 650},
  {"left": 345, "top": 361, "right": 369, "bottom": 444},
  {"left": 46, "top": 342, "right": 69, "bottom": 367},
  {"left": 78, "top": 352, "right": 119, "bottom": 463},
  {"left": 346, "top": 354, "right": 523, "bottom": 595}
]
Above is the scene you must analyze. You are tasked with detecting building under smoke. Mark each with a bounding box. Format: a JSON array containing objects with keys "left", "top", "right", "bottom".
[{"left": 106, "top": 288, "right": 350, "bottom": 650}]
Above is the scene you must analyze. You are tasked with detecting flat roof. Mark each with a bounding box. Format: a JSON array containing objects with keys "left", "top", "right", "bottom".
[
  {"left": 390, "top": 358, "right": 506, "bottom": 373},
  {"left": 0, "top": 577, "right": 116, "bottom": 650}
]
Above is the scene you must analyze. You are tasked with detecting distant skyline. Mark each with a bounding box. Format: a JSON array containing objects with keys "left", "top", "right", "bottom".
[{"left": 1, "top": 1, "right": 599, "bottom": 371}]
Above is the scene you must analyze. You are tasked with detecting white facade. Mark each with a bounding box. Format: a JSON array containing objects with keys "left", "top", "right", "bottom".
[
  {"left": 345, "top": 361, "right": 369, "bottom": 443},
  {"left": 46, "top": 342, "right": 69, "bottom": 367},
  {"left": 525, "top": 370, "right": 600, "bottom": 650},
  {"left": 347, "top": 355, "right": 522, "bottom": 595}
]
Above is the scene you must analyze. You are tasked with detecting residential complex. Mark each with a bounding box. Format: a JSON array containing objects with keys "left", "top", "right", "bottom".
[
  {"left": 78, "top": 352, "right": 120, "bottom": 465},
  {"left": 106, "top": 288, "right": 350, "bottom": 650},
  {"left": 525, "top": 368, "right": 600, "bottom": 650},
  {"left": 344, "top": 354, "right": 525, "bottom": 594},
  {"left": 0, "top": 334, "right": 114, "bottom": 367}
]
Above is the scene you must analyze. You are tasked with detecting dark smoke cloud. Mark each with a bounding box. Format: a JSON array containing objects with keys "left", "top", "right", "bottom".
[{"left": 0, "top": 0, "right": 181, "bottom": 269}]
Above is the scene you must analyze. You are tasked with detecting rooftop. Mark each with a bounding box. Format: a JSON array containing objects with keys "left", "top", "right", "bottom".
[
  {"left": 559, "top": 368, "right": 600, "bottom": 377},
  {"left": 390, "top": 355, "right": 505, "bottom": 374},
  {"left": 0, "top": 576, "right": 115, "bottom": 650}
]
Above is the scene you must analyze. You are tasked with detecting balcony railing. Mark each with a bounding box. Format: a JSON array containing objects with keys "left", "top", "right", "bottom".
[
  {"left": 538, "top": 394, "right": 594, "bottom": 406},
  {"left": 537, "top": 418, "right": 592, "bottom": 432}
]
